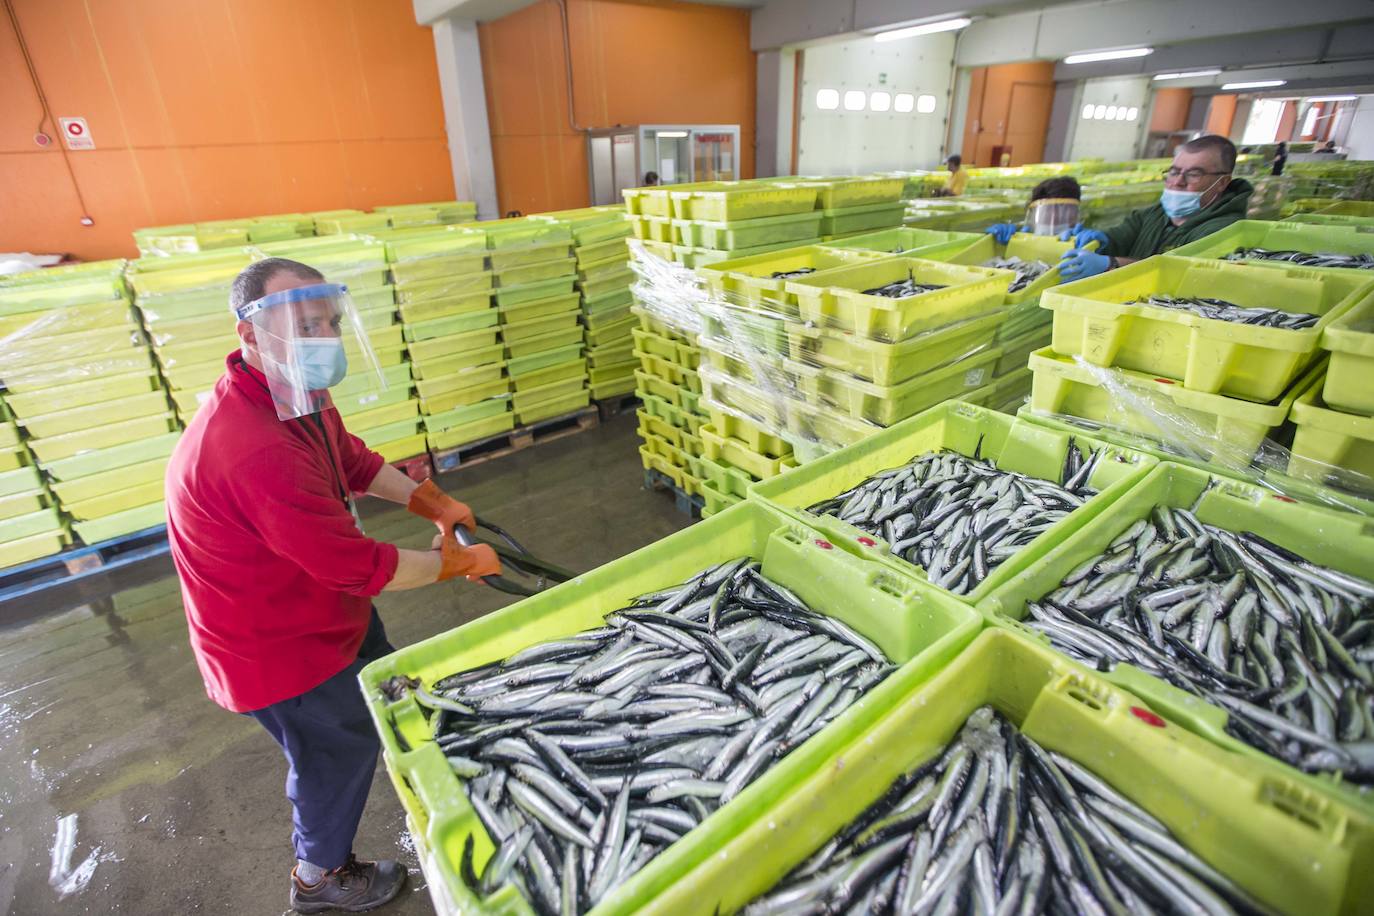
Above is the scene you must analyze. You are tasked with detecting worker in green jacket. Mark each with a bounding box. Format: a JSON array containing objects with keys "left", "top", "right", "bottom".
[{"left": 1059, "top": 135, "right": 1253, "bottom": 280}]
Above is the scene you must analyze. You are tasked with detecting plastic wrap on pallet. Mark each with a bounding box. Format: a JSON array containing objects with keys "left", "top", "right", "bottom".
[
  {"left": 1028, "top": 355, "right": 1374, "bottom": 515},
  {"left": 628, "top": 240, "right": 1000, "bottom": 457}
]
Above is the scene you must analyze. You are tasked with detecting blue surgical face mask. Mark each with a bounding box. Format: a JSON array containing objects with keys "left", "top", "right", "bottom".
[
  {"left": 1160, "top": 176, "right": 1223, "bottom": 220},
  {"left": 294, "top": 337, "right": 348, "bottom": 390}
]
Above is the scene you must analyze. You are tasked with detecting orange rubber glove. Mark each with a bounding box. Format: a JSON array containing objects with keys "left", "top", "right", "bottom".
[
  {"left": 407, "top": 479, "right": 476, "bottom": 535},
  {"left": 437, "top": 536, "right": 501, "bottom": 583}
]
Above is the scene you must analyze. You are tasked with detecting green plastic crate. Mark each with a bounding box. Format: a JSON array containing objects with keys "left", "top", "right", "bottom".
[
  {"left": 791, "top": 177, "right": 905, "bottom": 209},
  {"left": 374, "top": 432, "right": 428, "bottom": 463},
  {"left": 0, "top": 506, "right": 64, "bottom": 541},
  {"left": 422, "top": 395, "right": 511, "bottom": 433},
  {"left": 403, "top": 309, "right": 498, "bottom": 342},
  {"left": 515, "top": 387, "right": 589, "bottom": 424},
  {"left": 499, "top": 308, "right": 580, "bottom": 346},
  {"left": 584, "top": 315, "right": 636, "bottom": 348},
  {"left": 661, "top": 626, "right": 1373, "bottom": 916},
  {"left": 981, "top": 461, "right": 1374, "bottom": 816},
  {"left": 936, "top": 232, "right": 1079, "bottom": 306},
  {"left": 994, "top": 321, "right": 1053, "bottom": 377},
  {"left": 1320, "top": 286, "right": 1374, "bottom": 415},
  {"left": 1169, "top": 219, "right": 1374, "bottom": 269},
  {"left": 494, "top": 256, "right": 576, "bottom": 288},
  {"left": 669, "top": 238, "right": 823, "bottom": 270},
  {"left": 72, "top": 500, "right": 165, "bottom": 544},
  {"left": 585, "top": 342, "right": 634, "bottom": 368},
  {"left": 0, "top": 529, "right": 71, "bottom": 568},
  {"left": 332, "top": 361, "right": 413, "bottom": 399},
  {"left": 406, "top": 327, "right": 501, "bottom": 363},
  {"left": 700, "top": 425, "right": 796, "bottom": 480},
  {"left": 504, "top": 325, "right": 583, "bottom": 359},
  {"left": 784, "top": 348, "right": 1000, "bottom": 426},
  {"left": 356, "top": 500, "right": 977, "bottom": 916},
  {"left": 589, "top": 374, "right": 637, "bottom": 400},
  {"left": 986, "top": 365, "right": 1033, "bottom": 414},
  {"left": 427, "top": 410, "right": 515, "bottom": 455},
  {"left": 419, "top": 378, "right": 510, "bottom": 417},
  {"left": 389, "top": 254, "right": 488, "bottom": 286},
  {"left": 817, "top": 200, "right": 907, "bottom": 237},
  {"left": 1028, "top": 346, "right": 1317, "bottom": 467},
  {"left": 62, "top": 478, "right": 166, "bottom": 521},
  {"left": 49, "top": 456, "right": 168, "bottom": 506},
  {"left": 693, "top": 210, "right": 825, "bottom": 251},
  {"left": 1043, "top": 255, "right": 1373, "bottom": 402},
  {"left": 695, "top": 245, "right": 892, "bottom": 310},
  {"left": 576, "top": 235, "right": 630, "bottom": 266},
  {"left": 509, "top": 355, "right": 585, "bottom": 392},
  {"left": 1288, "top": 369, "right": 1374, "bottom": 485},
  {"left": 334, "top": 382, "right": 414, "bottom": 417},
  {"left": 3, "top": 368, "right": 164, "bottom": 418},
  {"left": 487, "top": 241, "right": 574, "bottom": 273},
  {"left": 581, "top": 286, "right": 634, "bottom": 316},
  {"left": 752, "top": 399, "right": 1157, "bottom": 604},
  {"left": 393, "top": 272, "right": 494, "bottom": 305},
  {"left": 27, "top": 411, "right": 180, "bottom": 463},
  {"left": 396, "top": 291, "right": 493, "bottom": 324},
  {"left": 0, "top": 300, "right": 134, "bottom": 339},
  {"left": 358, "top": 418, "right": 422, "bottom": 448},
  {"left": 497, "top": 292, "right": 581, "bottom": 326},
  {"left": 509, "top": 374, "right": 585, "bottom": 413},
  {"left": 41, "top": 431, "right": 180, "bottom": 481},
  {"left": 412, "top": 361, "right": 504, "bottom": 399},
  {"left": 0, "top": 488, "right": 52, "bottom": 522},
  {"left": 0, "top": 465, "right": 42, "bottom": 498},
  {"left": 786, "top": 256, "right": 1012, "bottom": 342},
  {"left": 409, "top": 343, "right": 505, "bottom": 380},
  {"left": 674, "top": 184, "right": 818, "bottom": 222},
  {"left": 705, "top": 408, "right": 790, "bottom": 457},
  {"left": 784, "top": 311, "right": 1001, "bottom": 387},
  {"left": 577, "top": 267, "right": 634, "bottom": 301},
  {"left": 342, "top": 397, "right": 419, "bottom": 432},
  {"left": 491, "top": 276, "right": 576, "bottom": 308}
]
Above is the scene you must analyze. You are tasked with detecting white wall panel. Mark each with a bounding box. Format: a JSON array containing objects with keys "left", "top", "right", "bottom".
[
  {"left": 796, "top": 33, "right": 954, "bottom": 175},
  {"left": 1069, "top": 77, "right": 1151, "bottom": 162}
]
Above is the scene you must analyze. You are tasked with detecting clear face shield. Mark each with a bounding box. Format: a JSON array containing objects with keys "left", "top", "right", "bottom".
[
  {"left": 1024, "top": 198, "right": 1081, "bottom": 236},
  {"left": 235, "top": 282, "right": 385, "bottom": 421}
]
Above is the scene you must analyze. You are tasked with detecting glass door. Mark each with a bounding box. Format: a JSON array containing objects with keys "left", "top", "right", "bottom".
[{"left": 692, "top": 130, "right": 737, "bottom": 181}]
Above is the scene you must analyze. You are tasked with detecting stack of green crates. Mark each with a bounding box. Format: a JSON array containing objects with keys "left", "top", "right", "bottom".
[
  {"left": 2, "top": 260, "right": 177, "bottom": 548},
  {"left": 1290, "top": 289, "right": 1374, "bottom": 484},
  {"left": 789, "top": 177, "right": 907, "bottom": 241},
  {"left": 372, "top": 201, "right": 477, "bottom": 228},
  {"left": 1033, "top": 251, "right": 1374, "bottom": 469},
  {"left": 0, "top": 392, "right": 68, "bottom": 567},
  {"left": 482, "top": 219, "right": 588, "bottom": 427},
  {"left": 310, "top": 209, "right": 391, "bottom": 236},
  {"left": 536, "top": 207, "right": 637, "bottom": 401},
  {"left": 383, "top": 227, "right": 505, "bottom": 456}
]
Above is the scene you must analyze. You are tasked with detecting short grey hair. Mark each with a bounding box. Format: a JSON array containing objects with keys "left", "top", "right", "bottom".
[
  {"left": 1179, "top": 134, "right": 1237, "bottom": 173},
  {"left": 229, "top": 258, "right": 324, "bottom": 316}
]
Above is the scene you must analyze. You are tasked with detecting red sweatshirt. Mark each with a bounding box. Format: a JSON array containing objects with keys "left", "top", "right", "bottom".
[{"left": 165, "top": 352, "right": 399, "bottom": 713}]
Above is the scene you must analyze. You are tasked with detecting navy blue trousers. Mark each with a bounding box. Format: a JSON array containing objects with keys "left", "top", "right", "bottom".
[{"left": 246, "top": 609, "right": 395, "bottom": 869}]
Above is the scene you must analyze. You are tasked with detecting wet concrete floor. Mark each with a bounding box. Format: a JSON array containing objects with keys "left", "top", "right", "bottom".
[{"left": 0, "top": 413, "right": 690, "bottom": 915}]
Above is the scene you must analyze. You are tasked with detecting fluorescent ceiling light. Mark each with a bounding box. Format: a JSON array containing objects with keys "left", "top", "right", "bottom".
[
  {"left": 874, "top": 17, "right": 971, "bottom": 42},
  {"left": 1064, "top": 47, "right": 1152, "bottom": 64},
  {"left": 656, "top": 131, "right": 688, "bottom": 138},
  {"left": 1306, "top": 95, "right": 1357, "bottom": 102},
  {"left": 1221, "top": 80, "right": 1286, "bottom": 90},
  {"left": 1153, "top": 69, "right": 1221, "bottom": 81}
]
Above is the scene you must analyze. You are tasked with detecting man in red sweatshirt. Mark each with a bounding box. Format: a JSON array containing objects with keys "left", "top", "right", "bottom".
[{"left": 165, "top": 257, "right": 500, "bottom": 913}]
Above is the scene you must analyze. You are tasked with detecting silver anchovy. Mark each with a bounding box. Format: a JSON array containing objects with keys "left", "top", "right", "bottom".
[
  {"left": 1131, "top": 293, "right": 1319, "bottom": 330},
  {"left": 1223, "top": 246, "right": 1374, "bottom": 271}
]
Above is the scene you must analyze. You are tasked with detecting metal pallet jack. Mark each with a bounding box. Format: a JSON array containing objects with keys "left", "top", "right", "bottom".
[{"left": 454, "top": 517, "right": 577, "bottom": 597}]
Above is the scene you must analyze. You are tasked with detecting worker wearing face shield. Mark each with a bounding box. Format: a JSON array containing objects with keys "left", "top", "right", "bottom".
[
  {"left": 1056, "top": 134, "right": 1254, "bottom": 280},
  {"left": 984, "top": 176, "right": 1085, "bottom": 244},
  {"left": 165, "top": 258, "right": 501, "bottom": 913}
]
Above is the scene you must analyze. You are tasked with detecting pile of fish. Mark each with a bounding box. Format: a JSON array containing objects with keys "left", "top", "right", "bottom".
[
  {"left": 1023, "top": 503, "right": 1374, "bottom": 781},
  {"left": 862, "top": 273, "right": 948, "bottom": 299},
  {"left": 769, "top": 267, "right": 816, "bottom": 279},
  {"left": 983, "top": 255, "right": 1051, "bottom": 293},
  {"left": 744, "top": 707, "right": 1268, "bottom": 915},
  {"left": 1224, "top": 247, "right": 1374, "bottom": 271},
  {"left": 1131, "top": 294, "right": 1320, "bottom": 329},
  {"left": 808, "top": 440, "right": 1104, "bottom": 594},
  {"left": 398, "top": 560, "right": 895, "bottom": 914}
]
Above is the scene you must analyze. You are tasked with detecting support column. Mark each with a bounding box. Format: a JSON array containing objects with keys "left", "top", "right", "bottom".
[
  {"left": 430, "top": 17, "right": 499, "bottom": 219},
  {"left": 754, "top": 49, "right": 796, "bottom": 178}
]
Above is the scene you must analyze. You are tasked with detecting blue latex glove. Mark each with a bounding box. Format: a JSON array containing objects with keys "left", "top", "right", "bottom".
[
  {"left": 1060, "top": 227, "right": 1110, "bottom": 252},
  {"left": 985, "top": 223, "right": 1025, "bottom": 245},
  {"left": 1058, "top": 249, "right": 1111, "bottom": 282}
]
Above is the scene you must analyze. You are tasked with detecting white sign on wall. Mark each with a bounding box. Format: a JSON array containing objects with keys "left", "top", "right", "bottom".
[{"left": 58, "top": 117, "right": 94, "bottom": 150}]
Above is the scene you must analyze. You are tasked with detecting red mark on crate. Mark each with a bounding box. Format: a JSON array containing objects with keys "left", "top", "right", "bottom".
[
  {"left": 1153, "top": 378, "right": 1175, "bottom": 385},
  {"left": 1130, "top": 706, "right": 1166, "bottom": 728},
  {"left": 1272, "top": 495, "right": 1297, "bottom": 503},
  {"left": 857, "top": 536, "right": 877, "bottom": 547},
  {"left": 814, "top": 539, "right": 833, "bottom": 550}
]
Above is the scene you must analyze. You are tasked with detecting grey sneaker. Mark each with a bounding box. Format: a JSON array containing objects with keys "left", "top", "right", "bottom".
[{"left": 290, "top": 854, "right": 407, "bottom": 913}]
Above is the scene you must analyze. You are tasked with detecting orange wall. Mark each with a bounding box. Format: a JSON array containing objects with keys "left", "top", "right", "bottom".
[
  {"left": 1204, "top": 94, "right": 1238, "bottom": 137},
  {"left": 959, "top": 61, "right": 1056, "bottom": 167},
  {"left": 1, "top": 0, "right": 452, "bottom": 261},
  {"left": 1276, "top": 100, "right": 1298, "bottom": 142},
  {"left": 479, "top": 0, "right": 755, "bottom": 215},
  {"left": 1149, "top": 88, "right": 1192, "bottom": 133}
]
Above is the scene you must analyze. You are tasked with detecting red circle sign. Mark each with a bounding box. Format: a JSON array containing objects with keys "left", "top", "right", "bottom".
[{"left": 67, "top": 121, "right": 84, "bottom": 136}]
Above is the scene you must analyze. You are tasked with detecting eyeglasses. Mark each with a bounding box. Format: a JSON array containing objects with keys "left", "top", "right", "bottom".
[{"left": 1162, "top": 167, "right": 1229, "bottom": 183}]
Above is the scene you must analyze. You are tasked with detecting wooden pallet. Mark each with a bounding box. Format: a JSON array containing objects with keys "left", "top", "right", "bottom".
[
  {"left": 0, "top": 524, "right": 170, "bottom": 603},
  {"left": 593, "top": 392, "right": 641, "bottom": 422},
  {"left": 392, "top": 452, "right": 435, "bottom": 482},
  {"left": 432, "top": 407, "right": 600, "bottom": 473},
  {"left": 643, "top": 469, "right": 703, "bottom": 519}
]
